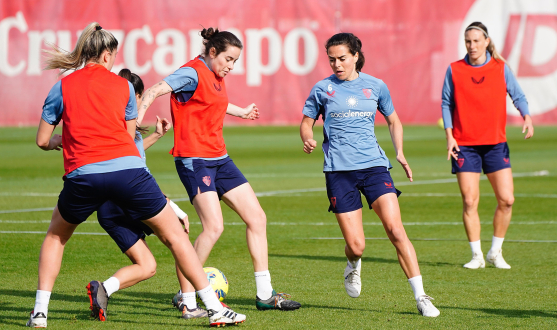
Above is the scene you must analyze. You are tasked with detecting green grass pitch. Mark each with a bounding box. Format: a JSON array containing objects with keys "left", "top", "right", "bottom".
[{"left": 0, "top": 125, "right": 556, "bottom": 329}]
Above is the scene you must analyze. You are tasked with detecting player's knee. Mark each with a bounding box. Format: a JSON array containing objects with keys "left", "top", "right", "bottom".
[
  {"left": 498, "top": 196, "right": 514, "bottom": 209},
  {"left": 145, "top": 259, "right": 157, "bottom": 278},
  {"left": 348, "top": 239, "right": 365, "bottom": 257},
  {"left": 462, "top": 197, "right": 479, "bottom": 210},
  {"left": 206, "top": 223, "right": 224, "bottom": 242},
  {"left": 387, "top": 226, "right": 406, "bottom": 243}
]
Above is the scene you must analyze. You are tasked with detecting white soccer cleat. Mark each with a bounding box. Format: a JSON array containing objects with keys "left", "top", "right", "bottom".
[
  {"left": 486, "top": 249, "right": 511, "bottom": 269},
  {"left": 416, "top": 295, "right": 440, "bottom": 317},
  {"left": 26, "top": 311, "right": 47, "bottom": 328},
  {"left": 463, "top": 253, "right": 485, "bottom": 269},
  {"left": 208, "top": 305, "right": 246, "bottom": 327},
  {"left": 343, "top": 261, "right": 361, "bottom": 298}
]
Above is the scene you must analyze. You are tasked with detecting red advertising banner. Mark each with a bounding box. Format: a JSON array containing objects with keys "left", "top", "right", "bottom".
[{"left": 1, "top": 0, "right": 557, "bottom": 126}]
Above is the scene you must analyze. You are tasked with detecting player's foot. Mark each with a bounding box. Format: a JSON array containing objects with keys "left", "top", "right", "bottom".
[
  {"left": 486, "top": 249, "right": 511, "bottom": 269},
  {"left": 463, "top": 253, "right": 485, "bottom": 269},
  {"left": 26, "top": 311, "right": 47, "bottom": 328},
  {"left": 172, "top": 291, "right": 185, "bottom": 312},
  {"left": 208, "top": 305, "right": 246, "bottom": 327},
  {"left": 182, "top": 304, "right": 208, "bottom": 319},
  {"left": 416, "top": 295, "right": 440, "bottom": 317},
  {"left": 255, "top": 290, "right": 301, "bottom": 311},
  {"left": 344, "top": 261, "right": 361, "bottom": 298},
  {"left": 86, "top": 281, "right": 109, "bottom": 321}
]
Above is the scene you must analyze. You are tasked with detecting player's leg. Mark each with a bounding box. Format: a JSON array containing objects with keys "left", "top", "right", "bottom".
[
  {"left": 335, "top": 208, "right": 364, "bottom": 298},
  {"left": 221, "top": 182, "right": 301, "bottom": 311},
  {"left": 457, "top": 172, "right": 484, "bottom": 268},
  {"left": 371, "top": 194, "right": 439, "bottom": 317},
  {"left": 27, "top": 206, "right": 78, "bottom": 328},
  {"left": 485, "top": 168, "right": 514, "bottom": 269}
]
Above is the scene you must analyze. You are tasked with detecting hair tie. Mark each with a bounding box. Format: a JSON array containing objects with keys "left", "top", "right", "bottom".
[
  {"left": 465, "top": 26, "right": 488, "bottom": 38},
  {"left": 96, "top": 26, "right": 102, "bottom": 31}
]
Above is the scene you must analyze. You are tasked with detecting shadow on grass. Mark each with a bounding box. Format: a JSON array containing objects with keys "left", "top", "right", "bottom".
[
  {"left": 269, "top": 253, "right": 457, "bottom": 267},
  {"left": 442, "top": 306, "right": 557, "bottom": 319}
]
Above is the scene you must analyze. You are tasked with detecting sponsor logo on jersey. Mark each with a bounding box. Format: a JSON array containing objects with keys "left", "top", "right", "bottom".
[
  {"left": 329, "top": 110, "right": 373, "bottom": 118},
  {"left": 457, "top": 158, "right": 465, "bottom": 168},
  {"left": 326, "top": 84, "right": 335, "bottom": 97},
  {"left": 213, "top": 83, "right": 222, "bottom": 92},
  {"left": 202, "top": 176, "right": 211, "bottom": 186},
  {"left": 362, "top": 88, "right": 372, "bottom": 98},
  {"left": 326, "top": 90, "right": 336, "bottom": 97},
  {"left": 346, "top": 96, "right": 359, "bottom": 108},
  {"left": 330, "top": 197, "right": 337, "bottom": 208},
  {"left": 462, "top": 0, "right": 557, "bottom": 116},
  {"left": 471, "top": 76, "right": 485, "bottom": 84}
]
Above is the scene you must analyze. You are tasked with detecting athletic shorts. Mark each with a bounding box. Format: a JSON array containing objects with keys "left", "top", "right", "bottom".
[
  {"left": 451, "top": 142, "right": 511, "bottom": 174},
  {"left": 58, "top": 168, "right": 167, "bottom": 225},
  {"left": 97, "top": 200, "right": 154, "bottom": 253},
  {"left": 325, "top": 166, "right": 401, "bottom": 214},
  {"left": 175, "top": 156, "right": 248, "bottom": 203}
]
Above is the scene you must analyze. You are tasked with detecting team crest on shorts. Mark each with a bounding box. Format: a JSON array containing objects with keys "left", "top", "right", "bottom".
[
  {"left": 457, "top": 158, "right": 465, "bottom": 168},
  {"left": 330, "top": 197, "right": 336, "bottom": 208},
  {"left": 202, "top": 176, "right": 211, "bottom": 186},
  {"left": 362, "top": 88, "right": 372, "bottom": 99}
]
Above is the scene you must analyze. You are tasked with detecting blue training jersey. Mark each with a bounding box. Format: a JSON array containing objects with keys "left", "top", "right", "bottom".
[{"left": 303, "top": 73, "right": 394, "bottom": 172}]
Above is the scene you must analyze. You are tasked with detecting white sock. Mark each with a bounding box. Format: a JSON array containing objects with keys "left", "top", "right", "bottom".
[
  {"left": 490, "top": 236, "right": 505, "bottom": 252},
  {"left": 103, "top": 277, "right": 120, "bottom": 297},
  {"left": 197, "top": 285, "right": 222, "bottom": 312},
  {"left": 408, "top": 275, "right": 426, "bottom": 302},
  {"left": 33, "top": 290, "right": 51, "bottom": 316},
  {"left": 348, "top": 258, "right": 361, "bottom": 269},
  {"left": 469, "top": 240, "right": 482, "bottom": 256},
  {"left": 169, "top": 200, "right": 187, "bottom": 219},
  {"left": 181, "top": 291, "right": 197, "bottom": 310},
  {"left": 255, "top": 270, "right": 273, "bottom": 300}
]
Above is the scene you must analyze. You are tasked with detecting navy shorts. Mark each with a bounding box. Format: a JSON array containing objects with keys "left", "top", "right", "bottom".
[
  {"left": 97, "top": 200, "right": 154, "bottom": 253},
  {"left": 58, "top": 168, "right": 167, "bottom": 225},
  {"left": 452, "top": 142, "right": 511, "bottom": 174},
  {"left": 175, "top": 156, "right": 248, "bottom": 203},
  {"left": 325, "top": 166, "right": 401, "bottom": 214}
]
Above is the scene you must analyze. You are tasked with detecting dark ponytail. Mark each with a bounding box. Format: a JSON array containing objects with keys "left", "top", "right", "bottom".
[
  {"left": 200, "top": 27, "right": 243, "bottom": 57},
  {"left": 118, "top": 68, "right": 148, "bottom": 138},
  {"left": 325, "top": 33, "right": 365, "bottom": 72}
]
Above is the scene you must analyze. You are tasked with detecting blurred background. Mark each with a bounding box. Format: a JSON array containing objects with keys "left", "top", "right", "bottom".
[{"left": 1, "top": 0, "right": 557, "bottom": 126}]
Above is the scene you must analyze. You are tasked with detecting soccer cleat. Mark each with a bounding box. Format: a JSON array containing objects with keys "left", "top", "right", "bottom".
[
  {"left": 463, "top": 253, "right": 485, "bottom": 269},
  {"left": 26, "top": 311, "right": 47, "bottom": 328},
  {"left": 182, "top": 304, "right": 208, "bottom": 319},
  {"left": 255, "top": 290, "right": 301, "bottom": 311},
  {"left": 486, "top": 249, "right": 511, "bottom": 269},
  {"left": 416, "top": 295, "right": 440, "bottom": 317},
  {"left": 344, "top": 261, "right": 362, "bottom": 298},
  {"left": 86, "top": 281, "right": 109, "bottom": 321},
  {"left": 172, "top": 291, "right": 185, "bottom": 312},
  {"left": 208, "top": 305, "right": 246, "bottom": 327}
]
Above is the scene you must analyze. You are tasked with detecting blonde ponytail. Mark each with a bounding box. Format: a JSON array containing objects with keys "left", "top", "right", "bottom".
[
  {"left": 487, "top": 40, "right": 506, "bottom": 63},
  {"left": 44, "top": 22, "right": 118, "bottom": 75}
]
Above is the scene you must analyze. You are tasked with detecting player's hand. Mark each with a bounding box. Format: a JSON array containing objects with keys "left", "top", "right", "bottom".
[
  {"left": 447, "top": 136, "right": 460, "bottom": 160},
  {"left": 178, "top": 214, "right": 190, "bottom": 234},
  {"left": 303, "top": 139, "right": 317, "bottom": 154},
  {"left": 155, "top": 115, "right": 172, "bottom": 137},
  {"left": 522, "top": 115, "right": 534, "bottom": 139},
  {"left": 49, "top": 134, "right": 63, "bottom": 151},
  {"left": 242, "top": 103, "right": 260, "bottom": 120},
  {"left": 396, "top": 153, "right": 413, "bottom": 182}
]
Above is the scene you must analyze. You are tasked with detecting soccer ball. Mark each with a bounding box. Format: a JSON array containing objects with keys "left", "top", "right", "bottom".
[{"left": 198, "top": 267, "right": 228, "bottom": 302}]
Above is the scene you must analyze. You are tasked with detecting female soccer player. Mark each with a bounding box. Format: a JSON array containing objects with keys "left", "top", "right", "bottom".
[
  {"left": 300, "top": 33, "right": 439, "bottom": 317},
  {"left": 137, "top": 27, "right": 301, "bottom": 312},
  {"left": 86, "top": 69, "right": 205, "bottom": 321},
  {"left": 27, "top": 22, "right": 245, "bottom": 328},
  {"left": 441, "top": 22, "right": 533, "bottom": 269}
]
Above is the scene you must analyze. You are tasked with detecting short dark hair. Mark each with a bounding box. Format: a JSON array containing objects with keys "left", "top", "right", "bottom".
[
  {"left": 325, "top": 33, "right": 365, "bottom": 72},
  {"left": 118, "top": 68, "right": 144, "bottom": 96},
  {"left": 201, "top": 27, "right": 243, "bottom": 57}
]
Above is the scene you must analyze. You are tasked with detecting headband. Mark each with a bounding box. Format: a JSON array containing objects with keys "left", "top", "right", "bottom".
[
  {"left": 96, "top": 25, "right": 102, "bottom": 31},
  {"left": 465, "top": 26, "right": 488, "bottom": 38}
]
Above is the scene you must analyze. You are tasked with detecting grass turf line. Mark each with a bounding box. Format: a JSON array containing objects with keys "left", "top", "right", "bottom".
[{"left": 0, "top": 125, "right": 556, "bottom": 329}]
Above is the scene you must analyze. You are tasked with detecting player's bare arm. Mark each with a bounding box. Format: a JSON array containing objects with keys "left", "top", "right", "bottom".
[{"left": 137, "top": 81, "right": 173, "bottom": 125}]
